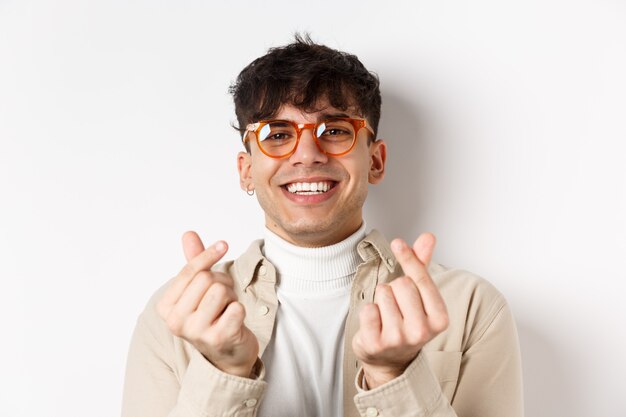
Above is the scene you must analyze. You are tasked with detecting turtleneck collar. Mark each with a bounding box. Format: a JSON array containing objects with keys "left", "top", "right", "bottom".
[{"left": 262, "top": 223, "right": 367, "bottom": 293}]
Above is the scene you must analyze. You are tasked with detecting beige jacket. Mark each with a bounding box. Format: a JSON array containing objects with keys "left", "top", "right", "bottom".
[{"left": 122, "top": 230, "right": 523, "bottom": 417}]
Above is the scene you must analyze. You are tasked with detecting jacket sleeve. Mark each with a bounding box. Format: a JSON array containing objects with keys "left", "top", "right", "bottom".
[
  {"left": 121, "top": 306, "right": 267, "bottom": 417},
  {"left": 352, "top": 302, "right": 523, "bottom": 417},
  {"left": 449, "top": 302, "right": 524, "bottom": 417}
]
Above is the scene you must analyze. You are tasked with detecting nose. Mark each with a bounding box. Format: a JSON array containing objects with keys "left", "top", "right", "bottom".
[{"left": 288, "top": 129, "right": 328, "bottom": 166}]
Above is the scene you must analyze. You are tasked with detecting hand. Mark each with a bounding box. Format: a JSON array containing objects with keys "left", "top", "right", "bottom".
[
  {"left": 352, "top": 233, "right": 449, "bottom": 389},
  {"left": 156, "top": 231, "right": 259, "bottom": 378}
]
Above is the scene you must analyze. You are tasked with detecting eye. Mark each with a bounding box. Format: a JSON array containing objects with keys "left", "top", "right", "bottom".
[
  {"left": 322, "top": 128, "right": 350, "bottom": 136},
  {"left": 259, "top": 122, "right": 295, "bottom": 143},
  {"left": 317, "top": 120, "right": 354, "bottom": 142},
  {"left": 265, "top": 132, "right": 291, "bottom": 141}
]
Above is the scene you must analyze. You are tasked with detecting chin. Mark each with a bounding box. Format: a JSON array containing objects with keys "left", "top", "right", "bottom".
[
  {"left": 275, "top": 217, "right": 357, "bottom": 247},
  {"left": 283, "top": 218, "right": 332, "bottom": 237}
]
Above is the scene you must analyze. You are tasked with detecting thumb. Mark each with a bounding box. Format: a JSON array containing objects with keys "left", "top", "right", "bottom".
[{"left": 182, "top": 231, "right": 205, "bottom": 262}]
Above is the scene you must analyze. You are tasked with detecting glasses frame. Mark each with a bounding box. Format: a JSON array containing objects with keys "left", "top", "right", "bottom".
[{"left": 242, "top": 117, "right": 375, "bottom": 159}]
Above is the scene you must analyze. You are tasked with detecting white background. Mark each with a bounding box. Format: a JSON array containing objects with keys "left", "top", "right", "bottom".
[{"left": 1, "top": 1, "right": 625, "bottom": 416}]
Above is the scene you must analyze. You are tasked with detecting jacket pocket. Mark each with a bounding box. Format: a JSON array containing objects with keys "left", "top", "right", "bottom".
[{"left": 422, "top": 350, "right": 462, "bottom": 402}]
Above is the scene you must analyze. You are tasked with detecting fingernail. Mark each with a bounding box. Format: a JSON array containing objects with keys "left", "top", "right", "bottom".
[
  {"left": 214, "top": 241, "right": 226, "bottom": 252},
  {"left": 391, "top": 240, "right": 404, "bottom": 252}
]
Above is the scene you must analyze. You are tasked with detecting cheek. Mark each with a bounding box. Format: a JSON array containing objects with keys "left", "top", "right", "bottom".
[
  {"left": 250, "top": 158, "right": 280, "bottom": 185},
  {"left": 344, "top": 155, "right": 373, "bottom": 183}
]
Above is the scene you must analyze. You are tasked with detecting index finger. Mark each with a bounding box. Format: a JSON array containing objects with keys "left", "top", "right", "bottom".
[
  {"left": 390, "top": 235, "right": 446, "bottom": 317},
  {"left": 158, "top": 239, "right": 229, "bottom": 315}
]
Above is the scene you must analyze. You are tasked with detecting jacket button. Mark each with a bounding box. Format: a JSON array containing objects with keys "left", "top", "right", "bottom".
[
  {"left": 258, "top": 305, "right": 269, "bottom": 316},
  {"left": 366, "top": 407, "right": 379, "bottom": 417},
  {"left": 244, "top": 398, "right": 258, "bottom": 407},
  {"left": 258, "top": 265, "right": 267, "bottom": 276}
]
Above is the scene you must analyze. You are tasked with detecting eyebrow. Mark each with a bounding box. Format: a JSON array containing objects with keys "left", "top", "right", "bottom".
[
  {"left": 267, "top": 112, "right": 357, "bottom": 124},
  {"left": 317, "top": 112, "right": 352, "bottom": 121}
]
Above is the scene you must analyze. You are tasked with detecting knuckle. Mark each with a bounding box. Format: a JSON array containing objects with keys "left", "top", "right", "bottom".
[
  {"left": 205, "top": 329, "right": 227, "bottom": 350},
  {"left": 221, "top": 302, "right": 243, "bottom": 326},
  {"left": 182, "top": 319, "right": 202, "bottom": 341},
  {"left": 209, "top": 282, "right": 229, "bottom": 299},
  {"left": 203, "top": 330, "right": 219, "bottom": 348},
  {"left": 409, "top": 323, "right": 429, "bottom": 344},
  {"left": 364, "top": 341, "right": 383, "bottom": 359},
  {"left": 406, "top": 332, "right": 424, "bottom": 346},
  {"left": 432, "top": 312, "right": 450, "bottom": 333},
  {"left": 353, "top": 333, "right": 379, "bottom": 360},
  {"left": 165, "top": 314, "right": 184, "bottom": 337},
  {"left": 356, "top": 339, "right": 374, "bottom": 357},
  {"left": 396, "top": 276, "right": 414, "bottom": 289},
  {"left": 375, "top": 284, "right": 393, "bottom": 301},
  {"left": 383, "top": 330, "right": 404, "bottom": 347},
  {"left": 230, "top": 301, "right": 246, "bottom": 319},
  {"left": 156, "top": 299, "right": 168, "bottom": 319},
  {"left": 195, "top": 271, "right": 214, "bottom": 286}
]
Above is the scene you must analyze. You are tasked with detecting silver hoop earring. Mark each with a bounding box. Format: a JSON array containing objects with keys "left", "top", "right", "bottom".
[{"left": 246, "top": 185, "right": 255, "bottom": 196}]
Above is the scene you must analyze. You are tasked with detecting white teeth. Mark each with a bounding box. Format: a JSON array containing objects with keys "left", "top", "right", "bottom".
[{"left": 286, "top": 181, "right": 332, "bottom": 194}]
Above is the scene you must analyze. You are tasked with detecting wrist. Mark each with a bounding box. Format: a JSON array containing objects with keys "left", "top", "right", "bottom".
[
  {"left": 217, "top": 360, "right": 258, "bottom": 379},
  {"left": 200, "top": 353, "right": 257, "bottom": 379},
  {"left": 362, "top": 364, "right": 405, "bottom": 389}
]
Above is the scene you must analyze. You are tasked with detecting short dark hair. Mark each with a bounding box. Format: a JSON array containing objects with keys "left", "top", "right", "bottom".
[{"left": 229, "top": 34, "right": 381, "bottom": 149}]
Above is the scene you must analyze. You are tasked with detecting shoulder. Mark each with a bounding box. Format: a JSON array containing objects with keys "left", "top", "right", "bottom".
[{"left": 429, "top": 262, "right": 505, "bottom": 308}]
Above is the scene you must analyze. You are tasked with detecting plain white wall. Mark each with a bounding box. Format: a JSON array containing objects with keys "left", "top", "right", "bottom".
[{"left": 1, "top": 0, "right": 624, "bottom": 416}]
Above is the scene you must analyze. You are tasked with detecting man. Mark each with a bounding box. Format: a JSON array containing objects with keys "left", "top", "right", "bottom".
[{"left": 122, "top": 36, "right": 523, "bottom": 417}]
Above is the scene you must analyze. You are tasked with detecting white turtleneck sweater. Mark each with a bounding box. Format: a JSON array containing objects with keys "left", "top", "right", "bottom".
[{"left": 258, "top": 224, "right": 366, "bottom": 417}]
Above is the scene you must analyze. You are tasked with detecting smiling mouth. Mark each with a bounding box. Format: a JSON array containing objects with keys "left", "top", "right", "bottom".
[{"left": 284, "top": 181, "right": 337, "bottom": 195}]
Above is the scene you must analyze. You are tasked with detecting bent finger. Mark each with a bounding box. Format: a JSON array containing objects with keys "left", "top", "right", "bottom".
[
  {"left": 391, "top": 237, "right": 446, "bottom": 317},
  {"left": 389, "top": 276, "right": 426, "bottom": 329},
  {"left": 358, "top": 303, "right": 382, "bottom": 347},
  {"left": 196, "top": 282, "right": 237, "bottom": 324},
  {"left": 212, "top": 301, "right": 247, "bottom": 338},
  {"left": 374, "top": 284, "right": 403, "bottom": 331},
  {"left": 167, "top": 271, "right": 215, "bottom": 319},
  {"left": 161, "top": 241, "right": 229, "bottom": 311}
]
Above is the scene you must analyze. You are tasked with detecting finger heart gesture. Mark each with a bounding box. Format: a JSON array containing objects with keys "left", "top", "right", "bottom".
[
  {"left": 156, "top": 232, "right": 259, "bottom": 378},
  {"left": 352, "top": 233, "right": 449, "bottom": 389}
]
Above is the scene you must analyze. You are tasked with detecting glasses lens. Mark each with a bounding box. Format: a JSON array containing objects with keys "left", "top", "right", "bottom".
[
  {"left": 257, "top": 121, "right": 298, "bottom": 157},
  {"left": 315, "top": 119, "right": 356, "bottom": 155}
]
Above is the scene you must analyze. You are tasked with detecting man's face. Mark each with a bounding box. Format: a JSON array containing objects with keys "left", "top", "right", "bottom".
[{"left": 237, "top": 102, "right": 386, "bottom": 247}]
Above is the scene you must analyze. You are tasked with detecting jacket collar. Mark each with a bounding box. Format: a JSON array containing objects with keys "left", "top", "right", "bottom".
[
  {"left": 234, "top": 239, "right": 266, "bottom": 289},
  {"left": 356, "top": 229, "right": 397, "bottom": 272}
]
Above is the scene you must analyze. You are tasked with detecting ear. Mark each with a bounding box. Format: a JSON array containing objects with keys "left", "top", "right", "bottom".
[
  {"left": 237, "top": 151, "right": 253, "bottom": 191},
  {"left": 368, "top": 139, "right": 387, "bottom": 184}
]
